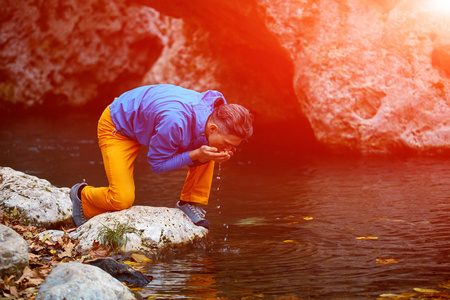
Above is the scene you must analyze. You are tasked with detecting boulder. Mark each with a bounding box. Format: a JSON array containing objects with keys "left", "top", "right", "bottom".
[
  {"left": 261, "top": 0, "right": 450, "bottom": 153},
  {"left": 0, "top": 0, "right": 167, "bottom": 109},
  {"left": 71, "top": 206, "right": 208, "bottom": 254},
  {"left": 0, "top": 224, "right": 29, "bottom": 277},
  {"left": 36, "top": 262, "right": 136, "bottom": 300},
  {"left": 0, "top": 166, "right": 72, "bottom": 227},
  {"left": 86, "top": 257, "right": 151, "bottom": 286}
]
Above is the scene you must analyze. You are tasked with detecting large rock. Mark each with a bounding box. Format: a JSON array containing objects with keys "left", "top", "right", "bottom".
[
  {"left": 0, "top": 166, "right": 72, "bottom": 227},
  {"left": 0, "top": 0, "right": 167, "bottom": 110},
  {"left": 260, "top": 0, "right": 450, "bottom": 153},
  {"left": 0, "top": 224, "right": 29, "bottom": 277},
  {"left": 36, "top": 262, "right": 136, "bottom": 300},
  {"left": 71, "top": 206, "right": 208, "bottom": 254}
]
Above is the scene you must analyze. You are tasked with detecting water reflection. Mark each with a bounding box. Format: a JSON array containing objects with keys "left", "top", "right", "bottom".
[{"left": 1, "top": 113, "right": 450, "bottom": 299}]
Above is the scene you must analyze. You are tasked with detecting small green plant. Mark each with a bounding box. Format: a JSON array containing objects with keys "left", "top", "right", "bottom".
[{"left": 97, "top": 221, "right": 138, "bottom": 251}]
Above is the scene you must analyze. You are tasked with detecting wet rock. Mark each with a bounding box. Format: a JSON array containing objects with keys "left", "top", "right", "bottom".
[
  {"left": 0, "top": 167, "right": 72, "bottom": 227},
  {"left": 86, "top": 257, "right": 151, "bottom": 287},
  {"left": 0, "top": 224, "right": 29, "bottom": 277},
  {"left": 36, "top": 262, "right": 136, "bottom": 300},
  {"left": 71, "top": 206, "right": 207, "bottom": 254}
]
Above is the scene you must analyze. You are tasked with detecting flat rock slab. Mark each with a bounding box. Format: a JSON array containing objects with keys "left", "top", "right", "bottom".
[
  {"left": 71, "top": 206, "right": 208, "bottom": 254},
  {"left": 0, "top": 167, "right": 72, "bottom": 227}
]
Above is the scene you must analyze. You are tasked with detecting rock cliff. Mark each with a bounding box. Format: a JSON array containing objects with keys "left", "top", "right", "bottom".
[{"left": 2, "top": 0, "right": 450, "bottom": 153}]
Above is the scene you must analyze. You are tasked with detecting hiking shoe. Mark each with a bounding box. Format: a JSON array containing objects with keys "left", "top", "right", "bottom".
[
  {"left": 176, "top": 201, "right": 210, "bottom": 229},
  {"left": 70, "top": 182, "right": 89, "bottom": 227}
]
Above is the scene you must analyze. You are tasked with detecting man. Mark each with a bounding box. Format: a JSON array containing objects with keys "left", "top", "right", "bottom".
[{"left": 70, "top": 84, "right": 253, "bottom": 229}]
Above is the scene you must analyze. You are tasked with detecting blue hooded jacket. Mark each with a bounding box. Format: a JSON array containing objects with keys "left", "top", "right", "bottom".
[{"left": 109, "top": 84, "right": 226, "bottom": 174}]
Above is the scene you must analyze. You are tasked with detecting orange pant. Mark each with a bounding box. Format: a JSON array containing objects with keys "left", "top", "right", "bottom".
[{"left": 81, "top": 106, "right": 215, "bottom": 218}]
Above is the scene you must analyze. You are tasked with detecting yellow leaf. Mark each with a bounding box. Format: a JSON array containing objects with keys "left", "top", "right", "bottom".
[
  {"left": 12, "top": 206, "right": 18, "bottom": 216},
  {"left": 122, "top": 261, "right": 140, "bottom": 266},
  {"left": 378, "top": 293, "right": 417, "bottom": 299},
  {"left": 376, "top": 259, "right": 399, "bottom": 264},
  {"left": 283, "top": 240, "right": 298, "bottom": 244},
  {"left": 49, "top": 249, "right": 56, "bottom": 254},
  {"left": 131, "top": 253, "right": 152, "bottom": 263},
  {"left": 40, "top": 234, "right": 51, "bottom": 242},
  {"left": 356, "top": 236, "right": 378, "bottom": 240},
  {"left": 413, "top": 288, "right": 440, "bottom": 293},
  {"left": 303, "top": 216, "right": 314, "bottom": 220}
]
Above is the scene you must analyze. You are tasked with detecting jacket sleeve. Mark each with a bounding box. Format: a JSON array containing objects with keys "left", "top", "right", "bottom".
[{"left": 147, "top": 113, "right": 194, "bottom": 174}]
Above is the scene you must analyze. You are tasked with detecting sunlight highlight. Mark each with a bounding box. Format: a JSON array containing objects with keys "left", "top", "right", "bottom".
[{"left": 424, "top": 0, "right": 450, "bottom": 13}]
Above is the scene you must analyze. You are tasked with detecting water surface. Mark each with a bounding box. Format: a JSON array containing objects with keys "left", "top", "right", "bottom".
[{"left": 1, "top": 112, "right": 450, "bottom": 299}]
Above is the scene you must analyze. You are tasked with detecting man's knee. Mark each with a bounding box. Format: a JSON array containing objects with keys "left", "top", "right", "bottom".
[{"left": 112, "top": 190, "right": 135, "bottom": 211}]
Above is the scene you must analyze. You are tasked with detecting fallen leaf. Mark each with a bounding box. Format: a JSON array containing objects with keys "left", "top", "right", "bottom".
[
  {"left": 283, "top": 216, "right": 295, "bottom": 220},
  {"left": 286, "top": 222, "right": 299, "bottom": 225},
  {"left": 122, "top": 261, "right": 140, "bottom": 266},
  {"left": 16, "top": 266, "right": 46, "bottom": 287},
  {"left": 376, "top": 259, "right": 399, "bottom": 264},
  {"left": 378, "top": 293, "right": 417, "bottom": 298},
  {"left": 87, "top": 243, "right": 112, "bottom": 259},
  {"left": 39, "top": 234, "right": 50, "bottom": 242},
  {"left": 131, "top": 253, "right": 152, "bottom": 263},
  {"left": 283, "top": 240, "right": 298, "bottom": 244},
  {"left": 302, "top": 216, "right": 314, "bottom": 220},
  {"left": 413, "top": 288, "right": 440, "bottom": 293},
  {"left": 356, "top": 236, "right": 378, "bottom": 240},
  {"left": 22, "top": 231, "right": 33, "bottom": 239},
  {"left": 379, "top": 293, "right": 403, "bottom": 297}
]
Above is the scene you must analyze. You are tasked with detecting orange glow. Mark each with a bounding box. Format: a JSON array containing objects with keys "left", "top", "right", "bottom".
[{"left": 424, "top": 0, "right": 450, "bottom": 13}]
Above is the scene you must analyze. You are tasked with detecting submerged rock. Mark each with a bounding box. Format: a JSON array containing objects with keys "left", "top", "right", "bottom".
[
  {"left": 0, "top": 224, "right": 29, "bottom": 277},
  {"left": 86, "top": 257, "right": 151, "bottom": 287},
  {"left": 36, "top": 262, "right": 136, "bottom": 300},
  {"left": 71, "top": 206, "right": 208, "bottom": 254},
  {"left": 0, "top": 167, "right": 72, "bottom": 227}
]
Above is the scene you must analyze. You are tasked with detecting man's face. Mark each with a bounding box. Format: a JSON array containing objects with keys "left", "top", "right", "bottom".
[{"left": 208, "top": 131, "right": 243, "bottom": 153}]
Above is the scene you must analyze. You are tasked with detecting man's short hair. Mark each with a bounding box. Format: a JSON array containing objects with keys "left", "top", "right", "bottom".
[{"left": 209, "top": 104, "right": 254, "bottom": 140}]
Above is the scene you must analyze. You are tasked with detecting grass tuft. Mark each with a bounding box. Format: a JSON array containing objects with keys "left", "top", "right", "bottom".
[{"left": 97, "top": 220, "right": 138, "bottom": 251}]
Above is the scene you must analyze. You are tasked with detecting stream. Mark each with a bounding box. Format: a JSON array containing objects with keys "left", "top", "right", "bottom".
[{"left": 1, "top": 111, "right": 450, "bottom": 299}]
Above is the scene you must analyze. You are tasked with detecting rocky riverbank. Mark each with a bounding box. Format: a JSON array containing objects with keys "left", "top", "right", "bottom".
[{"left": 0, "top": 166, "right": 208, "bottom": 299}]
